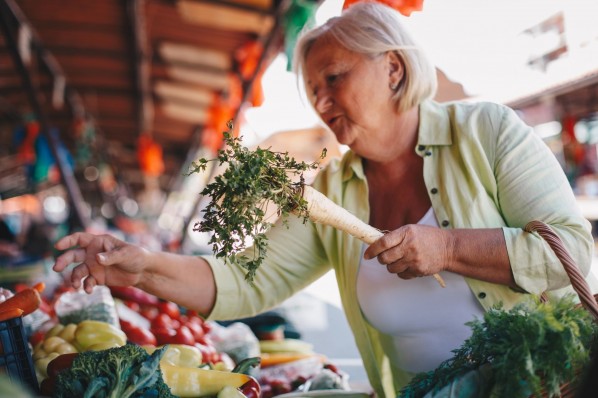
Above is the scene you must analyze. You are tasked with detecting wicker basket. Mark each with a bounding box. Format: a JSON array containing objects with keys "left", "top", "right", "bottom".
[{"left": 524, "top": 221, "right": 598, "bottom": 398}]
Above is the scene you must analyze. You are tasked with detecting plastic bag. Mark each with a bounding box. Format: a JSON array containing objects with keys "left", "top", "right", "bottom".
[
  {"left": 209, "top": 322, "right": 260, "bottom": 365},
  {"left": 55, "top": 285, "right": 119, "bottom": 327}
]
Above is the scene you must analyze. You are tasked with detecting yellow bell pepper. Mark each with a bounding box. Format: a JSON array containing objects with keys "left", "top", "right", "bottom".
[
  {"left": 74, "top": 320, "right": 127, "bottom": 351},
  {"left": 160, "top": 363, "right": 250, "bottom": 397}
]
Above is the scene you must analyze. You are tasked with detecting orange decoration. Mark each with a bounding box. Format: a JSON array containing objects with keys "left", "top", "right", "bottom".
[
  {"left": 201, "top": 94, "right": 236, "bottom": 154},
  {"left": 137, "top": 135, "right": 164, "bottom": 177},
  {"left": 235, "top": 40, "right": 263, "bottom": 80},
  {"left": 17, "top": 120, "right": 40, "bottom": 164},
  {"left": 342, "top": 0, "right": 423, "bottom": 16}
]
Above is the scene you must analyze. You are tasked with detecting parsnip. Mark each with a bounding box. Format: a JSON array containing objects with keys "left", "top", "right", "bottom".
[{"left": 301, "top": 185, "right": 446, "bottom": 287}]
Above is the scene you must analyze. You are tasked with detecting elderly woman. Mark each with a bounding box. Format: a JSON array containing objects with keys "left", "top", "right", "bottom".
[{"left": 53, "top": 2, "right": 595, "bottom": 396}]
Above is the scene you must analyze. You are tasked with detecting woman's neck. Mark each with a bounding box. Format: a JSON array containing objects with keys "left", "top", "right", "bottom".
[{"left": 364, "top": 106, "right": 420, "bottom": 177}]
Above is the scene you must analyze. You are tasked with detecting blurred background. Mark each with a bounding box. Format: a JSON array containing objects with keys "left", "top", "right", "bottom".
[{"left": 1, "top": 0, "right": 598, "bottom": 388}]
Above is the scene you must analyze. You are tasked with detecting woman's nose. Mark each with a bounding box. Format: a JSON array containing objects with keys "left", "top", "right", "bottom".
[{"left": 314, "top": 90, "right": 332, "bottom": 114}]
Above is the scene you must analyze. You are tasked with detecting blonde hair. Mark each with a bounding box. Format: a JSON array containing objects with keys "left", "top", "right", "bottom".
[{"left": 294, "top": 1, "right": 437, "bottom": 112}]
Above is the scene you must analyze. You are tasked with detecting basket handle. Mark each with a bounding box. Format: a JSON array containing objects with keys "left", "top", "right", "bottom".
[{"left": 524, "top": 220, "right": 598, "bottom": 321}]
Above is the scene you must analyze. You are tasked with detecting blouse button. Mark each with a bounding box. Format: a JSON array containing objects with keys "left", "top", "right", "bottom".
[
  {"left": 430, "top": 188, "right": 438, "bottom": 194},
  {"left": 441, "top": 220, "right": 449, "bottom": 227},
  {"left": 478, "top": 292, "right": 487, "bottom": 299},
  {"left": 425, "top": 151, "right": 432, "bottom": 156},
  {"left": 418, "top": 145, "right": 426, "bottom": 151}
]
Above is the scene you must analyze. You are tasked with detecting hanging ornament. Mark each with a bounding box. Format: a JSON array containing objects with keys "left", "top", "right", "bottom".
[
  {"left": 235, "top": 40, "right": 263, "bottom": 81},
  {"left": 137, "top": 135, "right": 165, "bottom": 177},
  {"left": 202, "top": 93, "right": 237, "bottom": 155},
  {"left": 342, "top": 0, "right": 424, "bottom": 16},
  {"left": 16, "top": 117, "right": 39, "bottom": 165}
]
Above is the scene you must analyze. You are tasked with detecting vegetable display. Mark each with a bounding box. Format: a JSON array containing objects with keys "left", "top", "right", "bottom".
[
  {"left": 399, "top": 295, "right": 598, "bottom": 398},
  {"left": 53, "top": 343, "right": 175, "bottom": 398},
  {"left": 187, "top": 122, "right": 445, "bottom": 286}
]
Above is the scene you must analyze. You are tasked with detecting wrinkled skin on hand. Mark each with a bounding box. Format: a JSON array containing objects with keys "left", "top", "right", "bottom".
[
  {"left": 53, "top": 232, "right": 149, "bottom": 293},
  {"left": 363, "top": 224, "right": 454, "bottom": 280}
]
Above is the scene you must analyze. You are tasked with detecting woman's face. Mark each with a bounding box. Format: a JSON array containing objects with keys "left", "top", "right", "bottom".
[{"left": 304, "top": 36, "right": 400, "bottom": 154}]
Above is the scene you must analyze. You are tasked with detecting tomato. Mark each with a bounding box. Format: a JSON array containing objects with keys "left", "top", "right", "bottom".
[
  {"left": 152, "top": 327, "right": 177, "bottom": 346},
  {"left": 151, "top": 313, "right": 179, "bottom": 330},
  {"left": 120, "top": 320, "right": 157, "bottom": 346},
  {"left": 124, "top": 300, "right": 140, "bottom": 312},
  {"left": 154, "top": 325, "right": 194, "bottom": 346},
  {"left": 139, "top": 306, "right": 159, "bottom": 321},
  {"left": 29, "top": 330, "right": 45, "bottom": 346},
  {"left": 173, "top": 325, "right": 195, "bottom": 346},
  {"left": 183, "top": 319, "right": 205, "bottom": 341},
  {"left": 195, "top": 343, "right": 217, "bottom": 363},
  {"left": 158, "top": 301, "right": 180, "bottom": 320}
]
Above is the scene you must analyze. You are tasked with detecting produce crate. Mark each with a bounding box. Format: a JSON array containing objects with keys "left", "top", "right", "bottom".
[{"left": 0, "top": 316, "right": 38, "bottom": 393}]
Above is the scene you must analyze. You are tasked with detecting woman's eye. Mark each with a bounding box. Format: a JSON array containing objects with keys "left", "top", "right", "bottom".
[{"left": 326, "top": 74, "right": 339, "bottom": 84}]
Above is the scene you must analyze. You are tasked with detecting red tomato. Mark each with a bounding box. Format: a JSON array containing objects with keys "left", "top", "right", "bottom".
[
  {"left": 29, "top": 330, "right": 45, "bottom": 346},
  {"left": 139, "top": 306, "right": 159, "bottom": 321},
  {"left": 120, "top": 320, "right": 157, "bottom": 346},
  {"left": 154, "top": 325, "right": 194, "bottom": 346},
  {"left": 173, "top": 325, "right": 195, "bottom": 346},
  {"left": 158, "top": 301, "right": 180, "bottom": 320},
  {"left": 124, "top": 301, "right": 140, "bottom": 312},
  {"left": 195, "top": 342, "right": 218, "bottom": 363},
  {"left": 152, "top": 327, "right": 177, "bottom": 346},
  {"left": 183, "top": 319, "right": 205, "bottom": 341},
  {"left": 151, "top": 313, "right": 179, "bottom": 330}
]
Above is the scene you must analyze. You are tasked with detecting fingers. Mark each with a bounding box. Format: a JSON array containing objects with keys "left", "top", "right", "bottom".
[
  {"left": 54, "top": 232, "right": 96, "bottom": 250},
  {"left": 53, "top": 248, "right": 86, "bottom": 272},
  {"left": 83, "top": 275, "right": 97, "bottom": 294},
  {"left": 70, "top": 263, "right": 90, "bottom": 289},
  {"left": 363, "top": 228, "right": 405, "bottom": 260}
]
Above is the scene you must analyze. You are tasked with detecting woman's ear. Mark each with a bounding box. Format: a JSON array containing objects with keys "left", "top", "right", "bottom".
[{"left": 387, "top": 51, "right": 404, "bottom": 90}]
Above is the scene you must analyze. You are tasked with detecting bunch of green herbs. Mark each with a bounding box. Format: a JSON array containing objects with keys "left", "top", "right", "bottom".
[
  {"left": 186, "top": 122, "right": 326, "bottom": 283},
  {"left": 400, "top": 295, "right": 597, "bottom": 398}
]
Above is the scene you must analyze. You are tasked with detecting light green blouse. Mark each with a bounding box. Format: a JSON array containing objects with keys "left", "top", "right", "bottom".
[{"left": 205, "top": 100, "right": 595, "bottom": 397}]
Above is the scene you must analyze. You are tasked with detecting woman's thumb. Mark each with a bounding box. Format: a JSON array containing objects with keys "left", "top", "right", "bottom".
[{"left": 97, "top": 252, "right": 109, "bottom": 264}]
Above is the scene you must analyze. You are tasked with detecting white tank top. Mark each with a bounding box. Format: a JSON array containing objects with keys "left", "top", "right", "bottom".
[{"left": 356, "top": 208, "right": 485, "bottom": 373}]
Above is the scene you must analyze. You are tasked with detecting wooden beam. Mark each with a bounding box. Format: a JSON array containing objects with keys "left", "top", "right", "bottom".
[
  {"left": 161, "top": 99, "right": 208, "bottom": 124},
  {"left": 127, "top": 0, "right": 153, "bottom": 134},
  {"left": 154, "top": 80, "right": 213, "bottom": 106},
  {"left": 158, "top": 41, "right": 231, "bottom": 70},
  {"left": 207, "top": 0, "right": 273, "bottom": 11},
  {"left": 176, "top": 0, "right": 274, "bottom": 35},
  {"left": 167, "top": 65, "right": 229, "bottom": 90}
]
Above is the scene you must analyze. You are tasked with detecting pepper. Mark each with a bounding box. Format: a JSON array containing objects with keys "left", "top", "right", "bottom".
[
  {"left": 74, "top": 320, "right": 127, "bottom": 351},
  {"left": 144, "top": 344, "right": 203, "bottom": 368},
  {"left": 239, "top": 377, "right": 261, "bottom": 398},
  {"left": 160, "top": 363, "right": 251, "bottom": 397}
]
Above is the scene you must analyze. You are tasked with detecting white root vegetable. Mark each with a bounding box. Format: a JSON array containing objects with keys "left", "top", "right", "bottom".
[{"left": 301, "top": 186, "right": 446, "bottom": 288}]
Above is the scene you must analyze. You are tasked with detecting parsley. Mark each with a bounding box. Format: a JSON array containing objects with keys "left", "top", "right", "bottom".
[
  {"left": 186, "top": 121, "right": 326, "bottom": 283},
  {"left": 400, "top": 295, "right": 598, "bottom": 398}
]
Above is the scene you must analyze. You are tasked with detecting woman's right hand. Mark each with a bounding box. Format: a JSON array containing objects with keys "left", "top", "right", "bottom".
[{"left": 53, "top": 232, "right": 149, "bottom": 293}]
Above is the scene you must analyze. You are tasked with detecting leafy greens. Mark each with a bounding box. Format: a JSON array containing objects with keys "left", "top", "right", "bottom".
[
  {"left": 399, "top": 295, "right": 597, "bottom": 398},
  {"left": 186, "top": 121, "right": 326, "bottom": 283}
]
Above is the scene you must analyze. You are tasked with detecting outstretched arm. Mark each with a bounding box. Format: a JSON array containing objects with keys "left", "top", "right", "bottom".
[{"left": 53, "top": 232, "right": 216, "bottom": 316}]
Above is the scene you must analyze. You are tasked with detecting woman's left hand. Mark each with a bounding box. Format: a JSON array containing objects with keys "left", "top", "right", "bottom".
[{"left": 363, "top": 224, "right": 453, "bottom": 279}]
